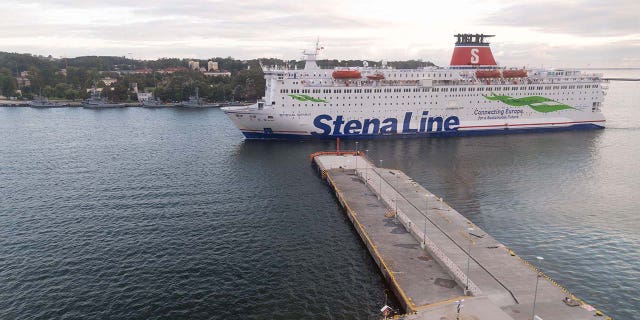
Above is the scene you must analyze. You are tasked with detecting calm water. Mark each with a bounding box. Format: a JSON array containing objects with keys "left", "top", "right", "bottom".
[{"left": 1, "top": 70, "right": 639, "bottom": 319}]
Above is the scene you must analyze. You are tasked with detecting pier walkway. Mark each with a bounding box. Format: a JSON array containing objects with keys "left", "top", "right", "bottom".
[{"left": 312, "top": 152, "right": 608, "bottom": 320}]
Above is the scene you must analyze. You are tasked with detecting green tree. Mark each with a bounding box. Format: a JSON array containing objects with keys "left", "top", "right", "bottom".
[
  {"left": 0, "top": 67, "right": 17, "bottom": 96},
  {"left": 232, "top": 84, "right": 244, "bottom": 101}
]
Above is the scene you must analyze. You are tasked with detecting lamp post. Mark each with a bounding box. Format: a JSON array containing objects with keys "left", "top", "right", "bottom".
[
  {"left": 393, "top": 197, "right": 397, "bottom": 224},
  {"left": 355, "top": 141, "right": 359, "bottom": 172},
  {"left": 379, "top": 160, "right": 383, "bottom": 200},
  {"left": 423, "top": 195, "right": 429, "bottom": 245},
  {"left": 363, "top": 149, "right": 369, "bottom": 194},
  {"left": 531, "top": 256, "right": 544, "bottom": 320},
  {"left": 465, "top": 227, "right": 474, "bottom": 295},
  {"left": 456, "top": 299, "right": 464, "bottom": 320}
]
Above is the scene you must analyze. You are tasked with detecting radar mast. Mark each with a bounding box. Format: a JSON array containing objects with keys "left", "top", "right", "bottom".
[{"left": 302, "top": 37, "right": 323, "bottom": 70}]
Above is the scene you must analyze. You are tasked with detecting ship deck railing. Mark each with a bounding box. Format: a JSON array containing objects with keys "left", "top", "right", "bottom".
[{"left": 295, "top": 77, "right": 604, "bottom": 88}]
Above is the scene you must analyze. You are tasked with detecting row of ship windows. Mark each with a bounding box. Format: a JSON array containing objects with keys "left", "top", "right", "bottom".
[
  {"left": 282, "top": 101, "right": 576, "bottom": 113},
  {"left": 282, "top": 93, "right": 594, "bottom": 100},
  {"left": 280, "top": 97, "right": 587, "bottom": 108},
  {"left": 280, "top": 84, "right": 598, "bottom": 94},
  {"left": 284, "top": 72, "right": 452, "bottom": 78}
]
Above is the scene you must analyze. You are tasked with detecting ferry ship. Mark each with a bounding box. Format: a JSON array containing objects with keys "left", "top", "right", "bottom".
[{"left": 222, "top": 34, "right": 606, "bottom": 139}]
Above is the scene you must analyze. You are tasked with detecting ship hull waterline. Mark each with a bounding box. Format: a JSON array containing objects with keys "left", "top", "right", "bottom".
[{"left": 223, "top": 105, "right": 605, "bottom": 140}]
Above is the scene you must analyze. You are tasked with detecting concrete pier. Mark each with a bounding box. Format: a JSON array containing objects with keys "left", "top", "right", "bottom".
[{"left": 312, "top": 152, "right": 609, "bottom": 320}]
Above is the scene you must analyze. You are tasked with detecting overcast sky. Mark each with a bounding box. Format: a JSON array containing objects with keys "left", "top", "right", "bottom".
[{"left": 2, "top": 0, "right": 639, "bottom": 68}]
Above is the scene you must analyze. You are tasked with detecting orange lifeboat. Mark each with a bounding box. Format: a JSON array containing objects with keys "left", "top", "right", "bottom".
[
  {"left": 475, "top": 70, "right": 501, "bottom": 78},
  {"left": 366, "top": 73, "right": 385, "bottom": 80},
  {"left": 332, "top": 70, "right": 362, "bottom": 79},
  {"left": 502, "top": 69, "right": 527, "bottom": 78}
]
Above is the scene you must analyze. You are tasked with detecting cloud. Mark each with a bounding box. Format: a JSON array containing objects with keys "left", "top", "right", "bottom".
[
  {"left": 492, "top": 39, "right": 640, "bottom": 68},
  {"left": 0, "top": 0, "right": 638, "bottom": 67},
  {"left": 480, "top": 0, "right": 640, "bottom": 37}
]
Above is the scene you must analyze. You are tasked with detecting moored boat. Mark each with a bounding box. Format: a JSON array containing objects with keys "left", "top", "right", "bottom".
[{"left": 30, "top": 96, "right": 67, "bottom": 108}]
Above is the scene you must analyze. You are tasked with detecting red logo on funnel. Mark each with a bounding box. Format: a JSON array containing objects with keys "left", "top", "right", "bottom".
[{"left": 449, "top": 34, "right": 497, "bottom": 66}]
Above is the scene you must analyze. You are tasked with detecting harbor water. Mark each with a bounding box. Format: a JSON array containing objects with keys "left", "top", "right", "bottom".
[{"left": 1, "top": 69, "right": 638, "bottom": 319}]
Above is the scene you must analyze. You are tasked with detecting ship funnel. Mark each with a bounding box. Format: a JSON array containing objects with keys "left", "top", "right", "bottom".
[{"left": 449, "top": 34, "right": 497, "bottom": 67}]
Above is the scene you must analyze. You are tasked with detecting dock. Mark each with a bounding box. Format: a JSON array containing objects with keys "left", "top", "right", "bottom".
[{"left": 311, "top": 151, "right": 609, "bottom": 320}]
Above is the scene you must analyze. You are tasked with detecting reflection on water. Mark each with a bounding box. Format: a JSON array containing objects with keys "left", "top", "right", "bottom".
[{"left": 0, "top": 69, "right": 638, "bottom": 319}]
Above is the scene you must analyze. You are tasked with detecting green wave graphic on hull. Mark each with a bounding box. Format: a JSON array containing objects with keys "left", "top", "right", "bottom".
[
  {"left": 288, "top": 94, "right": 328, "bottom": 103},
  {"left": 483, "top": 93, "right": 574, "bottom": 113},
  {"left": 289, "top": 94, "right": 329, "bottom": 103}
]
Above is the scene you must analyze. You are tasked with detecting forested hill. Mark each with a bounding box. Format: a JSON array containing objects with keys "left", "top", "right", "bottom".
[{"left": 0, "top": 51, "right": 435, "bottom": 102}]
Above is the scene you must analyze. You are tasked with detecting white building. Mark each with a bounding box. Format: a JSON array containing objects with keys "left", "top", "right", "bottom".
[
  {"left": 137, "top": 92, "right": 153, "bottom": 102},
  {"left": 208, "top": 61, "right": 219, "bottom": 71},
  {"left": 101, "top": 77, "right": 117, "bottom": 86},
  {"left": 204, "top": 71, "right": 231, "bottom": 77},
  {"left": 188, "top": 61, "right": 200, "bottom": 70}
]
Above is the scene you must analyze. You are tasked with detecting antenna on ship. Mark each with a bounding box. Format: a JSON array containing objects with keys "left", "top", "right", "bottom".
[
  {"left": 302, "top": 37, "right": 323, "bottom": 70},
  {"left": 315, "top": 36, "right": 324, "bottom": 55}
]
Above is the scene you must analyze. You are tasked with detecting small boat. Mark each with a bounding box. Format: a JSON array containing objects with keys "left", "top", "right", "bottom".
[
  {"left": 366, "top": 73, "right": 385, "bottom": 80},
  {"left": 82, "top": 98, "right": 125, "bottom": 108},
  {"left": 30, "top": 96, "right": 67, "bottom": 108},
  {"left": 179, "top": 87, "right": 203, "bottom": 107},
  {"left": 179, "top": 96, "right": 205, "bottom": 108},
  {"left": 332, "top": 70, "right": 362, "bottom": 79},
  {"left": 178, "top": 87, "right": 218, "bottom": 108},
  {"left": 142, "top": 73, "right": 164, "bottom": 108},
  {"left": 141, "top": 99, "right": 164, "bottom": 108},
  {"left": 475, "top": 70, "right": 501, "bottom": 78},
  {"left": 82, "top": 85, "right": 125, "bottom": 108},
  {"left": 502, "top": 69, "right": 528, "bottom": 78}
]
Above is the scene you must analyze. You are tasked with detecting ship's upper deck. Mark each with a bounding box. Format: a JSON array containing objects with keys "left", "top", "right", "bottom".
[
  {"left": 261, "top": 33, "right": 603, "bottom": 90},
  {"left": 262, "top": 65, "right": 604, "bottom": 89}
]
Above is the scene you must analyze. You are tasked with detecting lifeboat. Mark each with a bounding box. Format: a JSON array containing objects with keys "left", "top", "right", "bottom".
[
  {"left": 502, "top": 69, "right": 528, "bottom": 78},
  {"left": 475, "top": 70, "right": 501, "bottom": 78},
  {"left": 366, "top": 73, "right": 385, "bottom": 80},
  {"left": 332, "top": 70, "right": 362, "bottom": 79}
]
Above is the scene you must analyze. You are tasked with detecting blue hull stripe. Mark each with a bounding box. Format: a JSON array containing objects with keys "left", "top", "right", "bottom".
[{"left": 241, "top": 123, "right": 604, "bottom": 140}]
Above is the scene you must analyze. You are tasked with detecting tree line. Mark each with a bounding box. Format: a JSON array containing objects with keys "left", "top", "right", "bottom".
[{"left": 0, "top": 52, "right": 435, "bottom": 102}]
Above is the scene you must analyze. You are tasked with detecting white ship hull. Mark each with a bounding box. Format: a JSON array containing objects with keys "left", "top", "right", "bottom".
[
  {"left": 222, "top": 34, "right": 606, "bottom": 140},
  {"left": 224, "top": 100, "right": 604, "bottom": 140}
]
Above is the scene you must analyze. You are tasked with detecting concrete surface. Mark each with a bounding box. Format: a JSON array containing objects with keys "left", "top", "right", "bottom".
[{"left": 314, "top": 154, "right": 607, "bottom": 320}]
